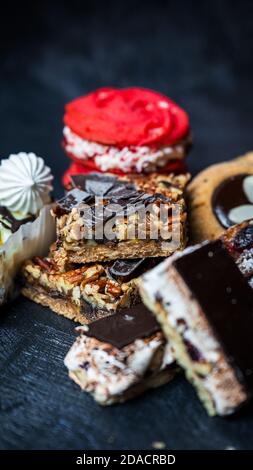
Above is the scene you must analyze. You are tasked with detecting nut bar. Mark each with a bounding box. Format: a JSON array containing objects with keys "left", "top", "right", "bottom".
[
  {"left": 64, "top": 303, "right": 177, "bottom": 405},
  {"left": 139, "top": 239, "right": 253, "bottom": 416},
  {"left": 21, "top": 256, "right": 160, "bottom": 324},
  {"left": 52, "top": 172, "right": 189, "bottom": 264}
]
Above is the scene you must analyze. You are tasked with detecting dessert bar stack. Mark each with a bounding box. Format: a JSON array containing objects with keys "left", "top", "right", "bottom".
[
  {"left": 21, "top": 171, "right": 189, "bottom": 324},
  {"left": 5, "top": 86, "right": 253, "bottom": 417},
  {"left": 21, "top": 170, "right": 189, "bottom": 402},
  {"left": 139, "top": 220, "right": 253, "bottom": 416}
]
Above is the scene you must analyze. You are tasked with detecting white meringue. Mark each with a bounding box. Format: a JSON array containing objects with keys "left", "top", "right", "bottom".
[{"left": 0, "top": 152, "right": 53, "bottom": 215}]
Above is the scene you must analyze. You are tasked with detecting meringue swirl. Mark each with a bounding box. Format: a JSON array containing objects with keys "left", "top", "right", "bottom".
[{"left": 0, "top": 152, "right": 53, "bottom": 215}]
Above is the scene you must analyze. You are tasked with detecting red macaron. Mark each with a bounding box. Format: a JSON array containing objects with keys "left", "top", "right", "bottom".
[{"left": 62, "top": 87, "right": 191, "bottom": 184}]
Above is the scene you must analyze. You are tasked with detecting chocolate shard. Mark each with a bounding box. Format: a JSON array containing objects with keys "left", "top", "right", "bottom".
[
  {"left": 108, "top": 258, "right": 164, "bottom": 283},
  {"left": 69, "top": 173, "right": 152, "bottom": 211},
  {"left": 86, "top": 303, "right": 160, "bottom": 349},
  {"left": 106, "top": 184, "right": 138, "bottom": 200},
  {"left": 108, "top": 259, "right": 146, "bottom": 282},
  {"left": 70, "top": 173, "right": 118, "bottom": 196},
  {"left": 85, "top": 179, "right": 115, "bottom": 196},
  {"left": 55, "top": 188, "right": 93, "bottom": 215}
]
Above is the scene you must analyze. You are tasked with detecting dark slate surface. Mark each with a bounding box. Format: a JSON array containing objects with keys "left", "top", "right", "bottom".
[{"left": 1, "top": 0, "right": 253, "bottom": 450}]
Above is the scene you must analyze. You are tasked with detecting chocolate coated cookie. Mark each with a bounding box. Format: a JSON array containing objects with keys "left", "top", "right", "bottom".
[{"left": 187, "top": 152, "right": 253, "bottom": 242}]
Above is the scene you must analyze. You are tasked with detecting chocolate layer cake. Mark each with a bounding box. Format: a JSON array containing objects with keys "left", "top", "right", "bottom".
[
  {"left": 21, "top": 256, "right": 160, "bottom": 324},
  {"left": 64, "top": 303, "right": 177, "bottom": 405},
  {"left": 52, "top": 172, "right": 189, "bottom": 265},
  {"left": 139, "top": 239, "right": 253, "bottom": 416}
]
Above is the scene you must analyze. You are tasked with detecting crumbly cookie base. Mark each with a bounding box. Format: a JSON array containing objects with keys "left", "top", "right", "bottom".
[
  {"left": 56, "top": 238, "right": 186, "bottom": 265},
  {"left": 21, "top": 286, "right": 113, "bottom": 325}
]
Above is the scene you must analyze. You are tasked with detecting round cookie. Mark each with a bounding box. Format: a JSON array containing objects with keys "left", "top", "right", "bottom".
[
  {"left": 64, "top": 87, "right": 189, "bottom": 147},
  {"left": 187, "top": 152, "right": 253, "bottom": 243}
]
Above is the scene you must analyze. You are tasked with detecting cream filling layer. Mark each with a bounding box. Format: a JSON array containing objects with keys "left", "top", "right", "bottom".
[
  {"left": 64, "top": 330, "right": 174, "bottom": 403},
  {"left": 63, "top": 126, "right": 185, "bottom": 173}
]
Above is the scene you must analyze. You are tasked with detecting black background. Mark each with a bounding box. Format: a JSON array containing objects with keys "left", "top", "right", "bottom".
[{"left": 1, "top": 0, "right": 253, "bottom": 450}]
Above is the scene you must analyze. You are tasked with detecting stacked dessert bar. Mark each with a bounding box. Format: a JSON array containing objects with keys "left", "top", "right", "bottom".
[
  {"left": 21, "top": 171, "right": 189, "bottom": 324},
  {"left": 21, "top": 171, "right": 189, "bottom": 402}
]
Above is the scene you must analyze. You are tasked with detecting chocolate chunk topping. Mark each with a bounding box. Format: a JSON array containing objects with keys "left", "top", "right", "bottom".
[
  {"left": 70, "top": 174, "right": 86, "bottom": 189},
  {"left": 85, "top": 179, "right": 115, "bottom": 196},
  {"left": 108, "top": 258, "right": 164, "bottom": 283},
  {"left": 106, "top": 185, "right": 138, "bottom": 200},
  {"left": 108, "top": 259, "right": 146, "bottom": 282},
  {"left": 174, "top": 240, "right": 253, "bottom": 391},
  {"left": 71, "top": 173, "right": 114, "bottom": 184},
  {"left": 111, "top": 191, "right": 153, "bottom": 209},
  {"left": 70, "top": 173, "right": 124, "bottom": 196},
  {"left": 58, "top": 173, "right": 173, "bottom": 243},
  {"left": 86, "top": 303, "right": 160, "bottom": 349},
  {"left": 69, "top": 173, "right": 155, "bottom": 207},
  {"left": 212, "top": 174, "right": 251, "bottom": 228},
  {"left": 55, "top": 188, "right": 94, "bottom": 215},
  {"left": 0, "top": 206, "right": 34, "bottom": 233}
]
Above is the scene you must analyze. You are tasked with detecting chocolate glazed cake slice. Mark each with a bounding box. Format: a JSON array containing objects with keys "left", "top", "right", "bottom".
[
  {"left": 64, "top": 303, "right": 177, "bottom": 405},
  {"left": 139, "top": 240, "right": 253, "bottom": 416},
  {"left": 21, "top": 256, "right": 162, "bottom": 324}
]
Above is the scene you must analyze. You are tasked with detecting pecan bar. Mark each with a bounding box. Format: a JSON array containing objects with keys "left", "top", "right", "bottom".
[
  {"left": 52, "top": 172, "right": 189, "bottom": 264},
  {"left": 64, "top": 303, "right": 177, "bottom": 405},
  {"left": 21, "top": 256, "right": 159, "bottom": 324},
  {"left": 139, "top": 239, "right": 253, "bottom": 416}
]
